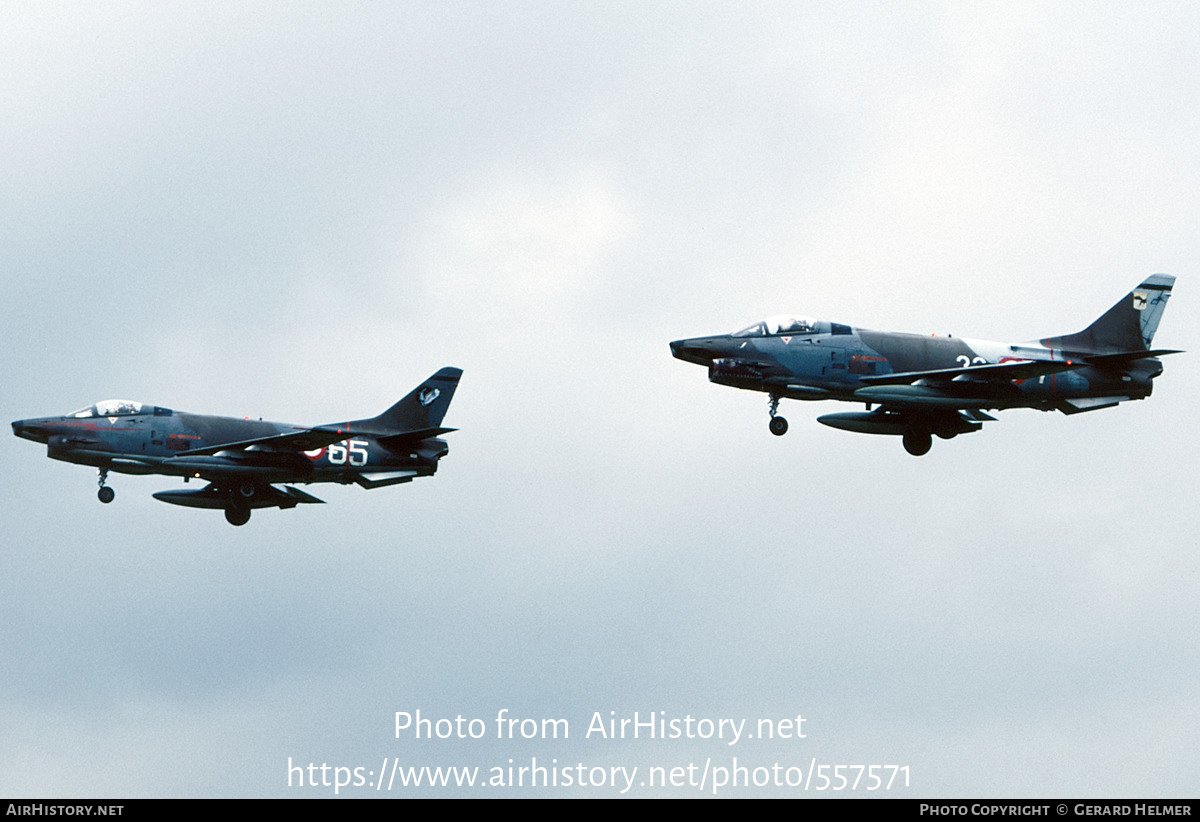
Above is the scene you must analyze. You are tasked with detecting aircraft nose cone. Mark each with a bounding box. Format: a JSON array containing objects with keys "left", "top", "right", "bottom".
[
  {"left": 12, "top": 419, "right": 47, "bottom": 443},
  {"left": 670, "top": 338, "right": 701, "bottom": 363},
  {"left": 670, "top": 336, "right": 729, "bottom": 366}
]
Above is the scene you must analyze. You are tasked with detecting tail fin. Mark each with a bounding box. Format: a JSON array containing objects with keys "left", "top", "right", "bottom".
[
  {"left": 1041, "top": 274, "right": 1175, "bottom": 353},
  {"left": 343, "top": 367, "right": 462, "bottom": 437}
]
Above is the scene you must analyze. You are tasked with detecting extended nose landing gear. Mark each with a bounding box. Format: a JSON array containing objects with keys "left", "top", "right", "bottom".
[
  {"left": 97, "top": 469, "right": 115, "bottom": 503},
  {"left": 768, "top": 393, "right": 788, "bottom": 436}
]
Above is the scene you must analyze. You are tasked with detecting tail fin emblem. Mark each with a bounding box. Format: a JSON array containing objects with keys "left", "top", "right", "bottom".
[
  {"left": 418, "top": 388, "right": 440, "bottom": 407},
  {"left": 1133, "top": 291, "right": 1148, "bottom": 311}
]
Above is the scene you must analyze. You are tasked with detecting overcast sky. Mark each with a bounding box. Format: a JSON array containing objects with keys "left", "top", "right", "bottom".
[{"left": 2, "top": 1, "right": 1197, "bottom": 798}]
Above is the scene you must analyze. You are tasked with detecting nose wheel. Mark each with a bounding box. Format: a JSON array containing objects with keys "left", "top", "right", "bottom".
[
  {"left": 97, "top": 469, "right": 115, "bottom": 503},
  {"left": 768, "top": 394, "right": 788, "bottom": 436}
]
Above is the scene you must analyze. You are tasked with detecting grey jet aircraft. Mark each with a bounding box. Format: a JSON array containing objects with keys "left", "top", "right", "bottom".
[
  {"left": 11, "top": 367, "right": 462, "bottom": 525},
  {"left": 670, "top": 276, "right": 1178, "bottom": 455}
]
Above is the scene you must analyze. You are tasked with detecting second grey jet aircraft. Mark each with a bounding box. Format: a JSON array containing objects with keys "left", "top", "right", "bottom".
[
  {"left": 12, "top": 368, "right": 462, "bottom": 525},
  {"left": 670, "top": 276, "right": 1178, "bottom": 455}
]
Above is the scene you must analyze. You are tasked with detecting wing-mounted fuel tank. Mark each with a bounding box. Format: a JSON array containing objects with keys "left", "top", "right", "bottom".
[
  {"left": 817, "top": 408, "right": 993, "bottom": 438},
  {"left": 153, "top": 483, "right": 324, "bottom": 510}
]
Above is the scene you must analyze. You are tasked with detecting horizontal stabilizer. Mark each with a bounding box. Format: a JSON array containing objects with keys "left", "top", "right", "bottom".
[
  {"left": 1081, "top": 349, "right": 1183, "bottom": 367},
  {"left": 1056, "top": 396, "right": 1130, "bottom": 415},
  {"left": 377, "top": 427, "right": 457, "bottom": 448},
  {"left": 353, "top": 470, "right": 422, "bottom": 489}
]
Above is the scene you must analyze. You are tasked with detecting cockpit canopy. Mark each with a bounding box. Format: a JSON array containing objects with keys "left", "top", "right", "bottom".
[
  {"left": 732, "top": 315, "right": 822, "bottom": 337},
  {"left": 69, "top": 400, "right": 172, "bottom": 418}
]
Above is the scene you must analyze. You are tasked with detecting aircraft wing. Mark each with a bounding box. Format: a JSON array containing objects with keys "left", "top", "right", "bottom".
[
  {"left": 168, "top": 423, "right": 458, "bottom": 459},
  {"left": 170, "top": 427, "right": 354, "bottom": 457},
  {"left": 858, "top": 359, "right": 1085, "bottom": 386}
]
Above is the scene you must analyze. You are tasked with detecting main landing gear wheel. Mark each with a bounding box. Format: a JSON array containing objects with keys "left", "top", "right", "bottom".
[
  {"left": 902, "top": 427, "right": 932, "bottom": 456},
  {"left": 97, "top": 469, "right": 114, "bottom": 503},
  {"left": 767, "top": 393, "right": 788, "bottom": 436},
  {"left": 225, "top": 503, "right": 251, "bottom": 527}
]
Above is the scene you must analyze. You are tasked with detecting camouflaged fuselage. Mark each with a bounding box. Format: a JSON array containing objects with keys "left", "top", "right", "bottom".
[
  {"left": 12, "top": 367, "right": 462, "bottom": 524},
  {"left": 670, "top": 276, "right": 1176, "bottom": 453},
  {"left": 675, "top": 325, "right": 1160, "bottom": 411},
  {"left": 13, "top": 408, "right": 445, "bottom": 484}
]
